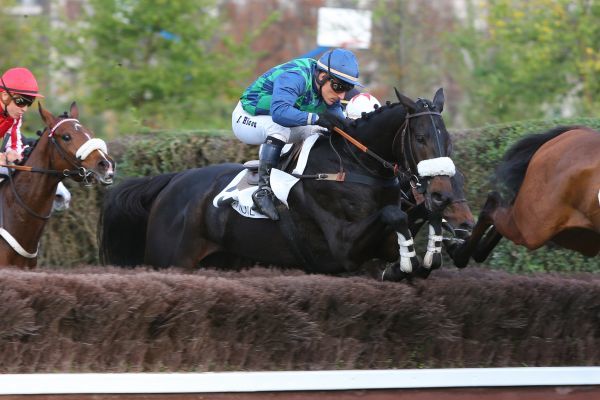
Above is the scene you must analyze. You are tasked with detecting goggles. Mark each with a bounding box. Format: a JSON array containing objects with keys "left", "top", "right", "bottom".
[
  {"left": 329, "top": 77, "right": 354, "bottom": 94},
  {"left": 8, "top": 92, "right": 34, "bottom": 108}
]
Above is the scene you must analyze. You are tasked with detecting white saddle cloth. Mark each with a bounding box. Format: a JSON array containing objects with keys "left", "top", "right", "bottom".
[{"left": 212, "top": 134, "right": 319, "bottom": 219}]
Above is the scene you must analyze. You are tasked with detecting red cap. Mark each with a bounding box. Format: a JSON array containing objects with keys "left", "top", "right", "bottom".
[{"left": 0, "top": 67, "right": 44, "bottom": 98}]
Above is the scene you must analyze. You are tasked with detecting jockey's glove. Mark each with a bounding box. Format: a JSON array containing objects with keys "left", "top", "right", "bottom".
[
  {"left": 316, "top": 112, "right": 347, "bottom": 132},
  {"left": 309, "top": 125, "right": 330, "bottom": 136}
]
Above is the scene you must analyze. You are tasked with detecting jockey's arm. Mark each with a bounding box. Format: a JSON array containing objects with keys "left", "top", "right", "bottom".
[{"left": 270, "top": 71, "right": 318, "bottom": 127}]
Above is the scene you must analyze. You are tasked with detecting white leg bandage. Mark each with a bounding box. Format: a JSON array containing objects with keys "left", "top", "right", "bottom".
[
  {"left": 397, "top": 233, "right": 416, "bottom": 273},
  {"left": 423, "top": 224, "right": 443, "bottom": 269}
]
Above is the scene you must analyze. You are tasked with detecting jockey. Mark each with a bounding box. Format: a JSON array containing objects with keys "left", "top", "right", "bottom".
[
  {"left": 345, "top": 92, "right": 381, "bottom": 120},
  {"left": 232, "top": 48, "right": 362, "bottom": 220},
  {"left": 0, "top": 67, "right": 44, "bottom": 165}
]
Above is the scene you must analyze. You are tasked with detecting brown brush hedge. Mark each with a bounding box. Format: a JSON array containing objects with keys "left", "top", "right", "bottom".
[{"left": 0, "top": 267, "right": 598, "bottom": 372}]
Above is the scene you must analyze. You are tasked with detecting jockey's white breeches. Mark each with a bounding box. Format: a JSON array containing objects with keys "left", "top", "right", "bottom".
[{"left": 232, "top": 102, "right": 314, "bottom": 145}]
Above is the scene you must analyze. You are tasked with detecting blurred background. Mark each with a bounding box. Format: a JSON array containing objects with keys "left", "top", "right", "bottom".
[{"left": 2, "top": 0, "right": 599, "bottom": 138}]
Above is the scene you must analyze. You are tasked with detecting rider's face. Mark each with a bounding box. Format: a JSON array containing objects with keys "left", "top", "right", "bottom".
[
  {"left": 1, "top": 92, "right": 32, "bottom": 119},
  {"left": 318, "top": 72, "right": 348, "bottom": 106}
]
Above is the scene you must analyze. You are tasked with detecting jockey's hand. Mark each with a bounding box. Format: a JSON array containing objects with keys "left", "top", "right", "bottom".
[
  {"left": 5, "top": 149, "right": 21, "bottom": 164},
  {"left": 316, "top": 112, "right": 346, "bottom": 132},
  {"left": 309, "top": 125, "right": 330, "bottom": 136}
]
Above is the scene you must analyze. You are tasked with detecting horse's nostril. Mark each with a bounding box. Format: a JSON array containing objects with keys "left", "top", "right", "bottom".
[
  {"left": 98, "top": 160, "right": 111, "bottom": 170},
  {"left": 431, "top": 192, "right": 452, "bottom": 208}
]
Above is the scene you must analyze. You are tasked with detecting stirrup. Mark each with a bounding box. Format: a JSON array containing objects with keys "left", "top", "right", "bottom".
[{"left": 252, "top": 187, "right": 279, "bottom": 220}]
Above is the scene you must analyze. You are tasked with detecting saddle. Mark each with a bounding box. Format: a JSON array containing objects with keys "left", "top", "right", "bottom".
[
  {"left": 240, "top": 142, "right": 302, "bottom": 186},
  {"left": 212, "top": 136, "right": 319, "bottom": 219}
]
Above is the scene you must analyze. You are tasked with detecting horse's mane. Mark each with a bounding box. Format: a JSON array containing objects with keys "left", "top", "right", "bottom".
[
  {"left": 494, "top": 125, "right": 581, "bottom": 197},
  {"left": 21, "top": 111, "right": 71, "bottom": 162},
  {"left": 348, "top": 101, "right": 406, "bottom": 131}
]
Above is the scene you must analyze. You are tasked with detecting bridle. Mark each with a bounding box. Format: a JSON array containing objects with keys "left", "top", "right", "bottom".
[
  {"left": 395, "top": 101, "right": 451, "bottom": 196},
  {"left": 2, "top": 117, "right": 108, "bottom": 220}
]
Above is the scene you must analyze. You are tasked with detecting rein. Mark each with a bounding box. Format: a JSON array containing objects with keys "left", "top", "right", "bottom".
[
  {"left": 0, "top": 163, "right": 87, "bottom": 177},
  {"left": 0, "top": 119, "right": 107, "bottom": 221},
  {"left": 332, "top": 126, "right": 399, "bottom": 173},
  {"left": 328, "top": 108, "right": 443, "bottom": 183}
]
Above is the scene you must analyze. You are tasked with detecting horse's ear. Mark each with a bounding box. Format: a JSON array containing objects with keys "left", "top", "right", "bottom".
[
  {"left": 433, "top": 88, "right": 445, "bottom": 112},
  {"left": 394, "top": 87, "right": 417, "bottom": 113},
  {"left": 69, "top": 101, "right": 79, "bottom": 119},
  {"left": 38, "top": 102, "right": 56, "bottom": 128}
]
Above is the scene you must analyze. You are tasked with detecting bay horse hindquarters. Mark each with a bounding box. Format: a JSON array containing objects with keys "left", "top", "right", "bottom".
[{"left": 452, "top": 126, "right": 600, "bottom": 267}]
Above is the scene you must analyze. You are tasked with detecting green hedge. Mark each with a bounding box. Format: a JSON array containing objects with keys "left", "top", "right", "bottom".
[{"left": 40, "top": 121, "right": 600, "bottom": 272}]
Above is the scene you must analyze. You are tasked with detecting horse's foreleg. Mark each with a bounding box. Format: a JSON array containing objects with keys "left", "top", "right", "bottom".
[
  {"left": 380, "top": 206, "right": 420, "bottom": 281},
  {"left": 406, "top": 203, "right": 429, "bottom": 236},
  {"left": 416, "top": 217, "right": 444, "bottom": 278}
]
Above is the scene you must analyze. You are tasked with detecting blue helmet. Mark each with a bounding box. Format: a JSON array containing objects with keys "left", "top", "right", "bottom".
[{"left": 317, "top": 48, "right": 363, "bottom": 87}]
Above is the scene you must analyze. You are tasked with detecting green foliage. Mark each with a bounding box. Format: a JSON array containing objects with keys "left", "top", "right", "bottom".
[
  {"left": 50, "top": 0, "right": 261, "bottom": 137},
  {"left": 0, "top": 0, "right": 51, "bottom": 133},
  {"left": 450, "top": 0, "right": 600, "bottom": 126}
]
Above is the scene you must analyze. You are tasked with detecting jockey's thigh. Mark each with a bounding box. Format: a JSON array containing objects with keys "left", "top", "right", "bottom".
[{"left": 232, "top": 102, "right": 291, "bottom": 145}]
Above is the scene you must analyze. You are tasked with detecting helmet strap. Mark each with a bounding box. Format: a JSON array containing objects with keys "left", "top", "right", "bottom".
[
  {"left": 316, "top": 49, "right": 336, "bottom": 100},
  {"left": 0, "top": 93, "right": 9, "bottom": 117}
]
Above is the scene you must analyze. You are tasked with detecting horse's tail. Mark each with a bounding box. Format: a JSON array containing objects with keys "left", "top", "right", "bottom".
[
  {"left": 494, "top": 125, "right": 580, "bottom": 197},
  {"left": 98, "top": 172, "right": 179, "bottom": 267}
]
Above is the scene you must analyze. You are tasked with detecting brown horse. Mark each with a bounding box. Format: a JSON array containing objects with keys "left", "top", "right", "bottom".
[
  {"left": 452, "top": 126, "right": 600, "bottom": 267},
  {"left": 0, "top": 102, "right": 114, "bottom": 268}
]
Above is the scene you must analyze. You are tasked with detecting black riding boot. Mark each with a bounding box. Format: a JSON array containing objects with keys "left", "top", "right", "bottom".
[{"left": 252, "top": 136, "right": 284, "bottom": 220}]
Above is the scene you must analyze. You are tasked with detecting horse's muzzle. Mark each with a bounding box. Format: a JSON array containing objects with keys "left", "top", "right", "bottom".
[{"left": 95, "top": 159, "right": 115, "bottom": 185}]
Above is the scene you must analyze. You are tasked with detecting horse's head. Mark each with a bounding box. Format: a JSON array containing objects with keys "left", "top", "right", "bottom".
[
  {"left": 38, "top": 102, "right": 115, "bottom": 185},
  {"left": 395, "top": 88, "right": 455, "bottom": 214}
]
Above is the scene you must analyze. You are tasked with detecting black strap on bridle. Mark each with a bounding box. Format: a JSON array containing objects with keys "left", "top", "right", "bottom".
[{"left": 0, "top": 123, "right": 92, "bottom": 220}]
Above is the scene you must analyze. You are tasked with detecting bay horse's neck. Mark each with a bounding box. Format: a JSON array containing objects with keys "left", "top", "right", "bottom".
[{"left": 0, "top": 136, "right": 60, "bottom": 264}]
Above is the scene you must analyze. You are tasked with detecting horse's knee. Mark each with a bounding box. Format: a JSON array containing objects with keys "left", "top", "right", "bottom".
[{"left": 381, "top": 206, "right": 408, "bottom": 231}]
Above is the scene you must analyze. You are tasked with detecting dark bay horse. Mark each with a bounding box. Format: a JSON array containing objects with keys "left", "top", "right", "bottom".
[
  {"left": 100, "top": 89, "right": 459, "bottom": 279},
  {"left": 0, "top": 103, "right": 114, "bottom": 268},
  {"left": 452, "top": 126, "right": 600, "bottom": 267}
]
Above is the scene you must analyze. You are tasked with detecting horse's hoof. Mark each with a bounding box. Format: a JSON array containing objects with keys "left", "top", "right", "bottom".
[
  {"left": 382, "top": 264, "right": 410, "bottom": 282},
  {"left": 414, "top": 266, "right": 432, "bottom": 279}
]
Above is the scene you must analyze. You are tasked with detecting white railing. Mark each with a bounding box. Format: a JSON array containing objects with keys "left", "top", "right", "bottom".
[{"left": 0, "top": 367, "right": 599, "bottom": 395}]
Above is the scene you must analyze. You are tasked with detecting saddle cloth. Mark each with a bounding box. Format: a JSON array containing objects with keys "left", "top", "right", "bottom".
[{"left": 212, "top": 134, "right": 319, "bottom": 219}]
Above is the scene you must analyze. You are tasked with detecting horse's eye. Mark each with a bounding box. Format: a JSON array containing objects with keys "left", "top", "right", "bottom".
[
  {"left": 416, "top": 135, "right": 426, "bottom": 143},
  {"left": 62, "top": 134, "right": 71, "bottom": 142}
]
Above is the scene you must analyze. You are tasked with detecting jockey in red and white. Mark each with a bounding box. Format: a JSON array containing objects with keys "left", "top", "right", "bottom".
[{"left": 0, "top": 67, "right": 44, "bottom": 165}]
